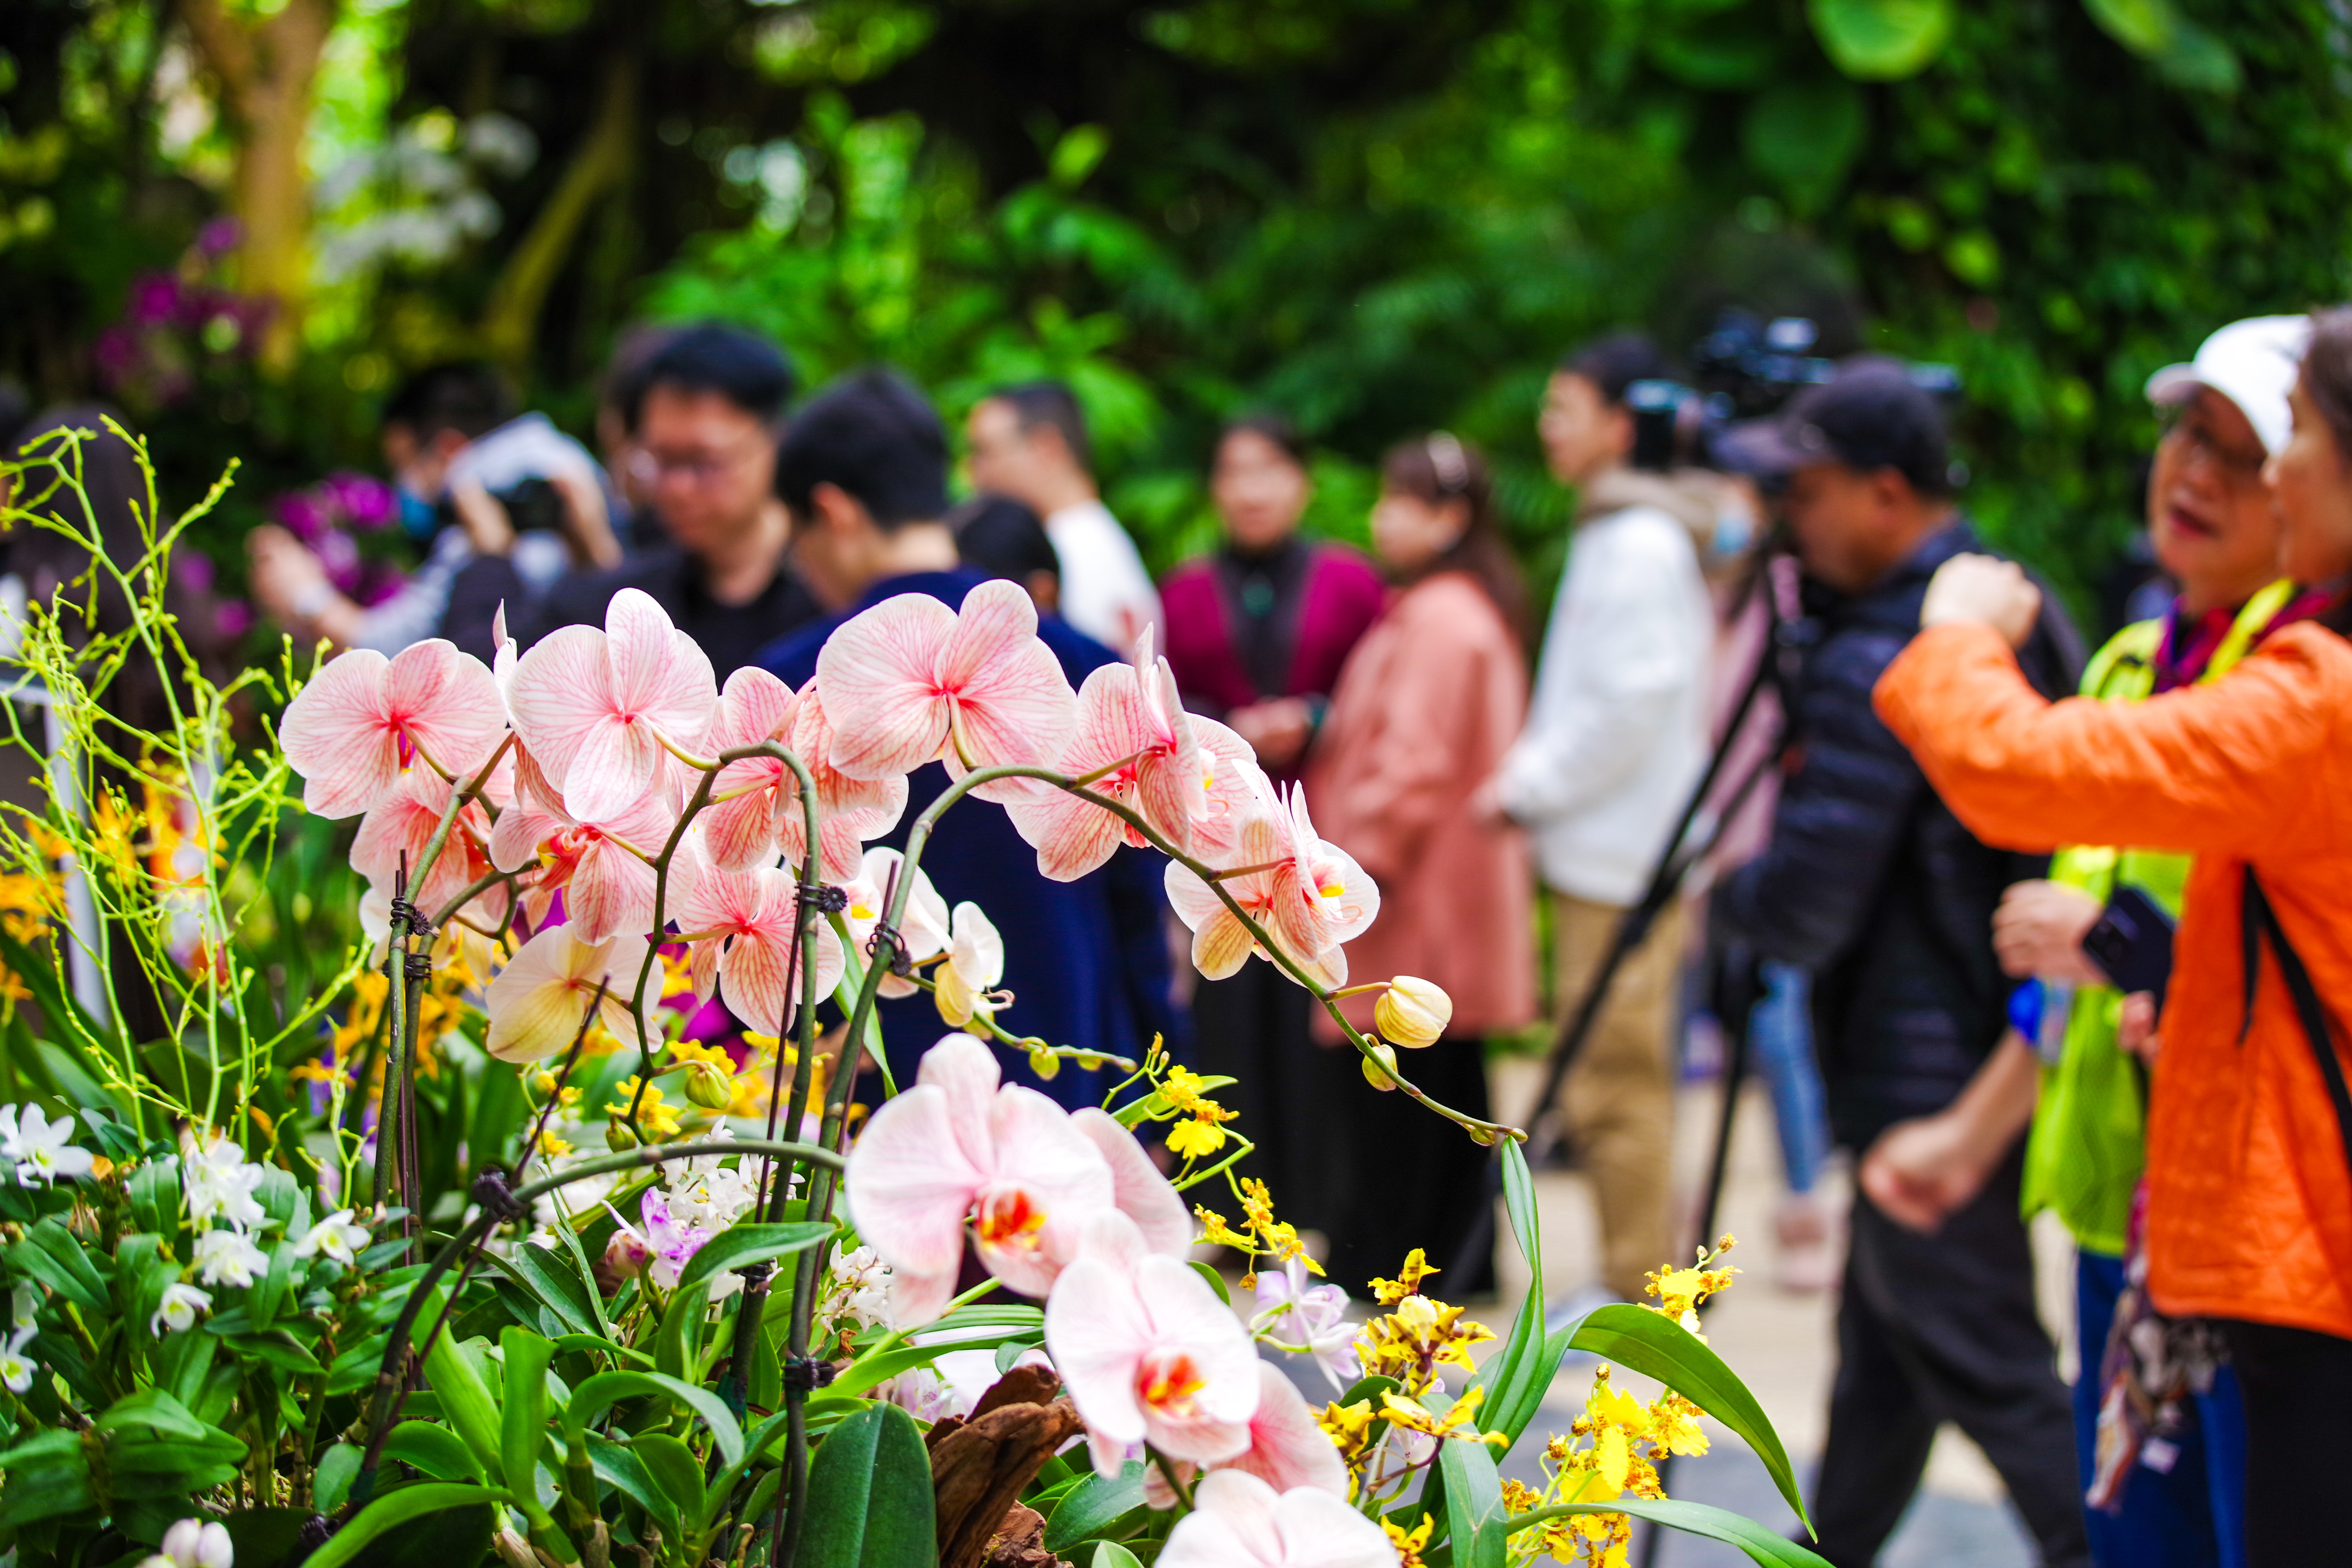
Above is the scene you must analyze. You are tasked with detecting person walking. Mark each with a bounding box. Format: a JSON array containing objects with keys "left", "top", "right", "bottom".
[
  {"left": 1875, "top": 305, "right": 2352, "bottom": 1568},
  {"left": 966, "top": 381, "right": 1160, "bottom": 654},
  {"left": 1481, "top": 331, "right": 1715, "bottom": 1311},
  {"left": 1306, "top": 434, "right": 1536, "bottom": 1295},
  {"left": 1713, "top": 361, "right": 2090, "bottom": 1568},
  {"left": 1160, "top": 414, "right": 1384, "bottom": 1236}
]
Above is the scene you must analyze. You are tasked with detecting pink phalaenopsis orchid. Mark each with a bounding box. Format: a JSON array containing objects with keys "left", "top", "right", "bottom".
[
  {"left": 281, "top": 639, "right": 506, "bottom": 818},
  {"left": 1166, "top": 785, "right": 1378, "bottom": 987},
  {"left": 1044, "top": 1210, "right": 1261, "bottom": 1476},
  {"left": 1007, "top": 630, "right": 1206, "bottom": 879},
  {"left": 843, "top": 1032, "right": 1118, "bottom": 1326},
  {"left": 1214, "top": 1364, "right": 1352, "bottom": 1497},
  {"left": 675, "top": 866, "right": 846, "bottom": 1036},
  {"left": 814, "top": 579, "right": 1076, "bottom": 792},
  {"left": 1252, "top": 1258, "right": 1361, "bottom": 1392},
  {"left": 702, "top": 672, "right": 906, "bottom": 880},
  {"left": 1157, "top": 1470, "right": 1400, "bottom": 1568},
  {"left": 349, "top": 766, "right": 497, "bottom": 922},
  {"left": 483, "top": 925, "right": 658, "bottom": 1062},
  {"left": 506, "top": 587, "right": 717, "bottom": 823},
  {"left": 488, "top": 786, "right": 702, "bottom": 947}
]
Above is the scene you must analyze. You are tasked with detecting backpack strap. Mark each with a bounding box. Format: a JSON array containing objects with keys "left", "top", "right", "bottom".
[{"left": 2241, "top": 865, "right": 2352, "bottom": 1182}]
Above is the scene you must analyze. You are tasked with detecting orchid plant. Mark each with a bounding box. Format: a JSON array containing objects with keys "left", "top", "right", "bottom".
[{"left": 0, "top": 427, "right": 1829, "bottom": 1568}]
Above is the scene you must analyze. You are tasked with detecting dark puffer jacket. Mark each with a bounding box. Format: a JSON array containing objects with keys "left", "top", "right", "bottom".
[{"left": 1718, "top": 521, "right": 2083, "bottom": 1149}]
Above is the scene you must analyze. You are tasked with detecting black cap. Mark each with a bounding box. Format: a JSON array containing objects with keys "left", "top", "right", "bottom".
[{"left": 1717, "top": 359, "right": 1953, "bottom": 497}]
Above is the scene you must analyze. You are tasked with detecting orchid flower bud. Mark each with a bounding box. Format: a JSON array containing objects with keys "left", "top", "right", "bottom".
[
  {"left": 683, "top": 1058, "right": 735, "bottom": 1111},
  {"left": 604, "top": 1118, "right": 639, "bottom": 1152},
  {"left": 1374, "top": 976, "right": 1452, "bottom": 1048},
  {"left": 1361, "top": 1042, "right": 1399, "bottom": 1092}
]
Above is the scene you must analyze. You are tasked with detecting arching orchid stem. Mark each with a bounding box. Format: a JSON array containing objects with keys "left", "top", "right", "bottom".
[
  {"left": 1324, "top": 982, "right": 1392, "bottom": 1000},
  {"left": 403, "top": 729, "right": 517, "bottom": 903},
  {"left": 429, "top": 866, "right": 520, "bottom": 931},
  {"left": 350, "top": 1135, "right": 842, "bottom": 1511},
  {"left": 1207, "top": 858, "right": 1293, "bottom": 884},
  {"left": 1067, "top": 748, "right": 1150, "bottom": 789},
  {"left": 893, "top": 970, "right": 1136, "bottom": 1074}
]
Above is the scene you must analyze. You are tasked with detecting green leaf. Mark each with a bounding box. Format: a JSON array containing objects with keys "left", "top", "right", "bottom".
[
  {"left": 222, "top": 1331, "right": 327, "bottom": 1376},
  {"left": 563, "top": 1370, "right": 746, "bottom": 1465},
  {"left": 1568, "top": 1304, "right": 1809, "bottom": 1534},
  {"left": 550, "top": 1332, "right": 654, "bottom": 1367},
  {"left": 481, "top": 1246, "right": 597, "bottom": 1339},
  {"left": 414, "top": 1305, "right": 504, "bottom": 1480},
  {"left": 1807, "top": 0, "right": 1953, "bottom": 80},
  {"left": 673, "top": 1221, "right": 835, "bottom": 1300},
  {"left": 1437, "top": 1400, "right": 1508, "bottom": 1568},
  {"left": 128, "top": 1156, "right": 180, "bottom": 1243},
  {"left": 1741, "top": 80, "right": 1867, "bottom": 215},
  {"left": 11, "top": 1216, "right": 108, "bottom": 1314},
  {"left": 1044, "top": 1461, "right": 1147, "bottom": 1555},
  {"left": 1088, "top": 1546, "right": 1146, "bottom": 1568},
  {"left": 819, "top": 1328, "right": 1041, "bottom": 1403},
  {"left": 2082, "top": 0, "right": 2171, "bottom": 53},
  {"left": 1506, "top": 1498, "right": 1833, "bottom": 1567},
  {"left": 1469, "top": 1140, "right": 1548, "bottom": 1451},
  {"left": 381, "top": 1422, "right": 486, "bottom": 1484},
  {"left": 314, "top": 1441, "right": 363, "bottom": 1515},
  {"left": 799, "top": 1403, "right": 937, "bottom": 1568},
  {"left": 1187, "top": 1259, "right": 1229, "bottom": 1304},
  {"left": 300, "top": 1483, "right": 511, "bottom": 1568},
  {"left": 499, "top": 1327, "right": 557, "bottom": 1511},
  {"left": 632, "top": 1431, "right": 706, "bottom": 1525},
  {"left": 587, "top": 1433, "right": 681, "bottom": 1540},
  {"left": 93, "top": 1386, "right": 214, "bottom": 1441}
]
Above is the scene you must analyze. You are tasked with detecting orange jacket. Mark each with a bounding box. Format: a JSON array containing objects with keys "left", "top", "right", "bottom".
[{"left": 1876, "top": 620, "right": 2352, "bottom": 1339}]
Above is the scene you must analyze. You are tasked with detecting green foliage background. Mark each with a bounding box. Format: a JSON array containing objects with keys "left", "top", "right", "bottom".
[{"left": 1, "top": 0, "right": 2348, "bottom": 626}]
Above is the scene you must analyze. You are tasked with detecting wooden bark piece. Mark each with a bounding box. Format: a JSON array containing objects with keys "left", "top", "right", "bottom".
[{"left": 928, "top": 1367, "right": 1083, "bottom": 1568}]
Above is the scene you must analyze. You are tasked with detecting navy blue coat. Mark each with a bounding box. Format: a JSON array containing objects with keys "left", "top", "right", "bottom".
[{"left": 756, "top": 569, "right": 1185, "bottom": 1108}]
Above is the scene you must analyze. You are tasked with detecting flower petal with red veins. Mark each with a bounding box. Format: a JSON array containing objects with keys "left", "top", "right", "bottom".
[
  {"left": 506, "top": 626, "right": 613, "bottom": 783},
  {"left": 561, "top": 710, "right": 665, "bottom": 824},
  {"left": 816, "top": 593, "right": 958, "bottom": 780},
  {"left": 1214, "top": 1365, "right": 1351, "bottom": 1497},
  {"left": 972, "top": 1085, "right": 1115, "bottom": 1297},
  {"left": 281, "top": 650, "right": 398, "bottom": 819},
  {"left": 385, "top": 638, "right": 505, "bottom": 780},
  {"left": 842, "top": 1082, "right": 986, "bottom": 1286}
]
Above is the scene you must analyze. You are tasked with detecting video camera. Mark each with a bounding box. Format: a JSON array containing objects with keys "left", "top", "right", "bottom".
[{"left": 1628, "top": 310, "right": 1961, "bottom": 474}]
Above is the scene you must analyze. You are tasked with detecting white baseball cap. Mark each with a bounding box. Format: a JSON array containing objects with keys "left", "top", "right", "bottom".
[{"left": 2145, "top": 314, "right": 2311, "bottom": 456}]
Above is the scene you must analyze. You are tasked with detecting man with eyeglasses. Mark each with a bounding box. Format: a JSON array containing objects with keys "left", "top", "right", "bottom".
[{"left": 517, "top": 324, "right": 825, "bottom": 676}]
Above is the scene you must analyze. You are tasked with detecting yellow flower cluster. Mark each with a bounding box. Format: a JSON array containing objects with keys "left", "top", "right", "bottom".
[
  {"left": 1642, "top": 1235, "right": 1739, "bottom": 1339},
  {"left": 1193, "top": 1176, "right": 1318, "bottom": 1292},
  {"left": 1351, "top": 1257, "right": 1494, "bottom": 1398},
  {"left": 1157, "top": 1065, "right": 1238, "bottom": 1160},
  {"left": 1382, "top": 1517, "right": 1434, "bottom": 1568},
  {"left": 606, "top": 1077, "right": 682, "bottom": 1139}
]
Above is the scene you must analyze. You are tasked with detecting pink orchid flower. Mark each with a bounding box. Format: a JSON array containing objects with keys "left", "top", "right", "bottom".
[
  {"left": 1164, "top": 786, "right": 1379, "bottom": 987},
  {"left": 281, "top": 639, "right": 506, "bottom": 818},
  {"left": 1007, "top": 630, "right": 1206, "bottom": 879},
  {"left": 1213, "top": 1364, "right": 1352, "bottom": 1498},
  {"left": 841, "top": 847, "right": 951, "bottom": 1000},
  {"left": 675, "top": 866, "right": 847, "bottom": 1036},
  {"left": 602, "top": 1188, "right": 710, "bottom": 1291},
  {"left": 813, "top": 579, "right": 1076, "bottom": 792},
  {"left": 1069, "top": 1107, "right": 1193, "bottom": 1257},
  {"left": 488, "top": 786, "right": 701, "bottom": 946},
  {"left": 350, "top": 766, "right": 498, "bottom": 922},
  {"left": 1044, "top": 1210, "right": 1261, "bottom": 1475},
  {"left": 506, "top": 587, "right": 718, "bottom": 823},
  {"left": 1251, "top": 1258, "right": 1362, "bottom": 1392},
  {"left": 698, "top": 666, "right": 800, "bottom": 870},
  {"left": 1157, "top": 1470, "right": 1399, "bottom": 1568},
  {"left": 484, "top": 924, "right": 658, "bottom": 1062},
  {"left": 1185, "top": 717, "right": 1277, "bottom": 864},
  {"left": 843, "top": 1032, "right": 1115, "bottom": 1326},
  {"left": 776, "top": 686, "right": 910, "bottom": 878}
]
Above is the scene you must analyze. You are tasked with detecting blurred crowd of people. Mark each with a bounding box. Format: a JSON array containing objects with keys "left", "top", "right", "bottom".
[{"left": 14, "top": 294, "right": 2352, "bottom": 1568}]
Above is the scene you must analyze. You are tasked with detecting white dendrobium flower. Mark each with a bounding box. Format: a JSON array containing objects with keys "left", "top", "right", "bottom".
[
  {"left": 11, "top": 1283, "right": 37, "bottom": 1335},
  {"left": 828, "top": 1245, "right": 893, "bottom": 1333},
  {"left": 182, "top": 1136, "right": 267, "bottom": 1230},
  {"left": 293, "top": 1209, "right": 372, "bottom": 1266},
  {"left": 0, "top": 1104, "right": 95, "bottom": 1187},
  {"left": 151, "top": 1282, "right": 213, "bottom": 1336},
  {"left": 193, "top": 1228, "right": 272, "bottom": 1290},
  {"left": 932, "top": 901, "right": 1007, "bottom": 1028},
  {"left": 0, "top": 1327, "right": 36, "bottom": 1394},
  {"left": 145, "top": 1516, "right": 234, "bottom": 1568}
]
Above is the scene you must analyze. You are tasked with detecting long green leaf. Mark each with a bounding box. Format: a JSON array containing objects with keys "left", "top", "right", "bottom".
[
  {"left": 13, "top": 1217, "right": 108, "bottom": 1314},
  {"left": 413, "top": 1298, "right": 503, "bottom": 1480},
  {"left": 382, "top": 1421, "right": 486, "bottom": 1484},
  {"left": 300, "top": 1483, "right": 513, "bottom": 1568},
  {"left": 819, "top": 1328, "right": 1041, "bottom": 1403},
  {"left": 561, "top": 1370, "right": 745, "bottom": 1465},
  {"left": 1568, "top": 1305, "right": 1809, "bottom": 1534},
  {"left": 1089, "top": 1546, "right": 1146, "bottom": 1568},
  {"left": 1043, "top": 1461, "right": 1147, "bottom": 1554},
  {"left": 481, "top": 1246, "right": 597, "bottom": 1339},
  {"left": 1437, "top": 1401, "right": 1509, "bottom": 1568},
  {"left": 673, "top": 1221, "right": 835, "bottom": 1300},
  {"left": 1505, "top": 1498, "right": 1832, "bottom": 1567},
  {"left": 499, "top": 1328, "right": 557, "bottom": 1513},
  {"left": 1468, "top": 1140, "right": 1550, "bottom": 1448},
  {"left": 800, "top": 1403, "right": 936, "bottom": 1568},
  {"left": 586, "top": 1433, "right": 680, "bottom": 1540}
]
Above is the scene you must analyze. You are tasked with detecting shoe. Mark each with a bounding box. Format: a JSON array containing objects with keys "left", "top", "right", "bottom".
[{"left": 1773, "top": 1190, "right": 1840, "bottom": 1293}]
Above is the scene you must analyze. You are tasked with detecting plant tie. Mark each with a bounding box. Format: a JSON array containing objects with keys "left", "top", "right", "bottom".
[
  {"left": 470, "top": 1166, "right": 527, "bottom": 1226},
  {"left": 782, "top": 1356, "right": 838, "bottom": 1393}
]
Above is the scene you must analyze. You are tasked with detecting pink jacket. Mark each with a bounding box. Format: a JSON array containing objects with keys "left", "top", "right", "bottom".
[{"left": 1305, "top": 572, "right": 1537, "bottom": 1040}]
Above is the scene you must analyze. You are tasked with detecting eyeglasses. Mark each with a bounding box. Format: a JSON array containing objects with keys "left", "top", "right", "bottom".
[
  {"left": 2158, "top": 407, "right": 2268, "bottom": 485},
  {"left": 626, "top": 432, "right": 769, "bottom": 489}
]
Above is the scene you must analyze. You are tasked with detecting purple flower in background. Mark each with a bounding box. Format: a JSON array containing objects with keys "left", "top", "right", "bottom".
[
  {"left": 92, "top": 326, "right": 140, "bottom": 385},
  {"left": 215, "top": 601, "right": 254, "bottom": 641},
  {"left": 196, "top": 217, "right": 241, "bottom": 258},
  {"left": 128, "top": 273, "right": 183, "bottom": 329},
  {"left": 272, "top": 490, "right": 328, "bottom": 544},
  {"left": 350, "top": 559, "right": 405, "bottom": 608},
  {"left": 325, "top": 472, "right": 398, "bottom": 530},
  {"left": 315, "top": 529, "right": 361, "bottom": 592},
  {"left": 174, "top": 551, "right": 216, "bottom": 595}
]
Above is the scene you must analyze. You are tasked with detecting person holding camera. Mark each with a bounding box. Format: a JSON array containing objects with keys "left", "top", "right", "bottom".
[
  {"left": 1876, "top": 306, "right": 2352, "bottom": 1568},
  {"left": 1713, "top": 361, "right": 2089, "bottom": 1568},
  {"left": 1479, "top": 330, "right": 1715, "bottom": 1311},
  {"left": 250, "top": 362, "right": 620, "bottom": 661}
]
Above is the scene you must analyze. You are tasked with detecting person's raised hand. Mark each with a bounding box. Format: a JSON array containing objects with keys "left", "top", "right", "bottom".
[
  {"left": 1229, "top": 697, "right": 1312, "bottom": 770},
  {"left": 1859, "top": 1111, "right": 1987, "bottom": 1234},
  {"left": 2117, "top": 991, "right": 2160, "bottom": 1065},
  {"left": 1921, "top": 553, "right": 2041, "bottom": 646},
  {"left": 1993, "top": 879, "right": 2107, "bottom": 985},
  {"left": 449, "top": 477, "right": 517, "bottom": 557}
]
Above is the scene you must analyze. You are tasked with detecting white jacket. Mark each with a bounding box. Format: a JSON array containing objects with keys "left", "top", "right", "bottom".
[
  {"left": 1493, "top": 479, "right": 1714, "bottom": 905},
  {"left": 1045, "top": 499, "right": 1161, "bottom": 657}
]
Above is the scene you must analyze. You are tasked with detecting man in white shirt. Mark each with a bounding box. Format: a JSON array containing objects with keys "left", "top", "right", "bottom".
[
  {"left": 966, "top": 381, "right": 1160, "bottom": 655},
  {"left": 1483, "top": 332, "right": 1715, "bottom": 1306}
]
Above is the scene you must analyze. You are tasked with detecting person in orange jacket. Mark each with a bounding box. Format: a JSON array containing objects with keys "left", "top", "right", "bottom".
[{"left": 1874, "top": 305, "right": 2352, "bottom": 1568}]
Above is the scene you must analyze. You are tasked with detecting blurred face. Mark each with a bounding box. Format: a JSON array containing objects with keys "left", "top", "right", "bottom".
[
  {"left": 631, "top": 386, "right": 777, "bottom": 555},
  {"left": 1212, "top": 430, "right": 1311, "bottom": 553},
  {"left": 1370, "top": 486, "right": 1467, "bottom": 575},
  {"left": 1779, "top": 462, "right": 1913, "bottom": 595},
  {"left": 2148, "top": 387, "right": 2281, "bottom": 613},
  {"left": 381, "top": 422, "right": 462, "bottom": 501},
  {"left": 2265, "top": 376, "right": 2352, "bottom": 586},
  {"left": 1539, "top": 372, "right": 1630, "bottom": 488},
  {"left": 966, "top": 399, "right": 1051, "bottom": 506}
]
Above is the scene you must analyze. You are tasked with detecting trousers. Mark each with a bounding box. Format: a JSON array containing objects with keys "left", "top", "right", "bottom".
[
  {"left": 1813, "top": 1147, "right": 2089, "bottom": 1568},
  {"left": 2213, "top": 1317, "right": 2352, "bottom": 1568},
  {"left": 1551, "top": 890, "right": 1686, "bottom": 1303}
]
